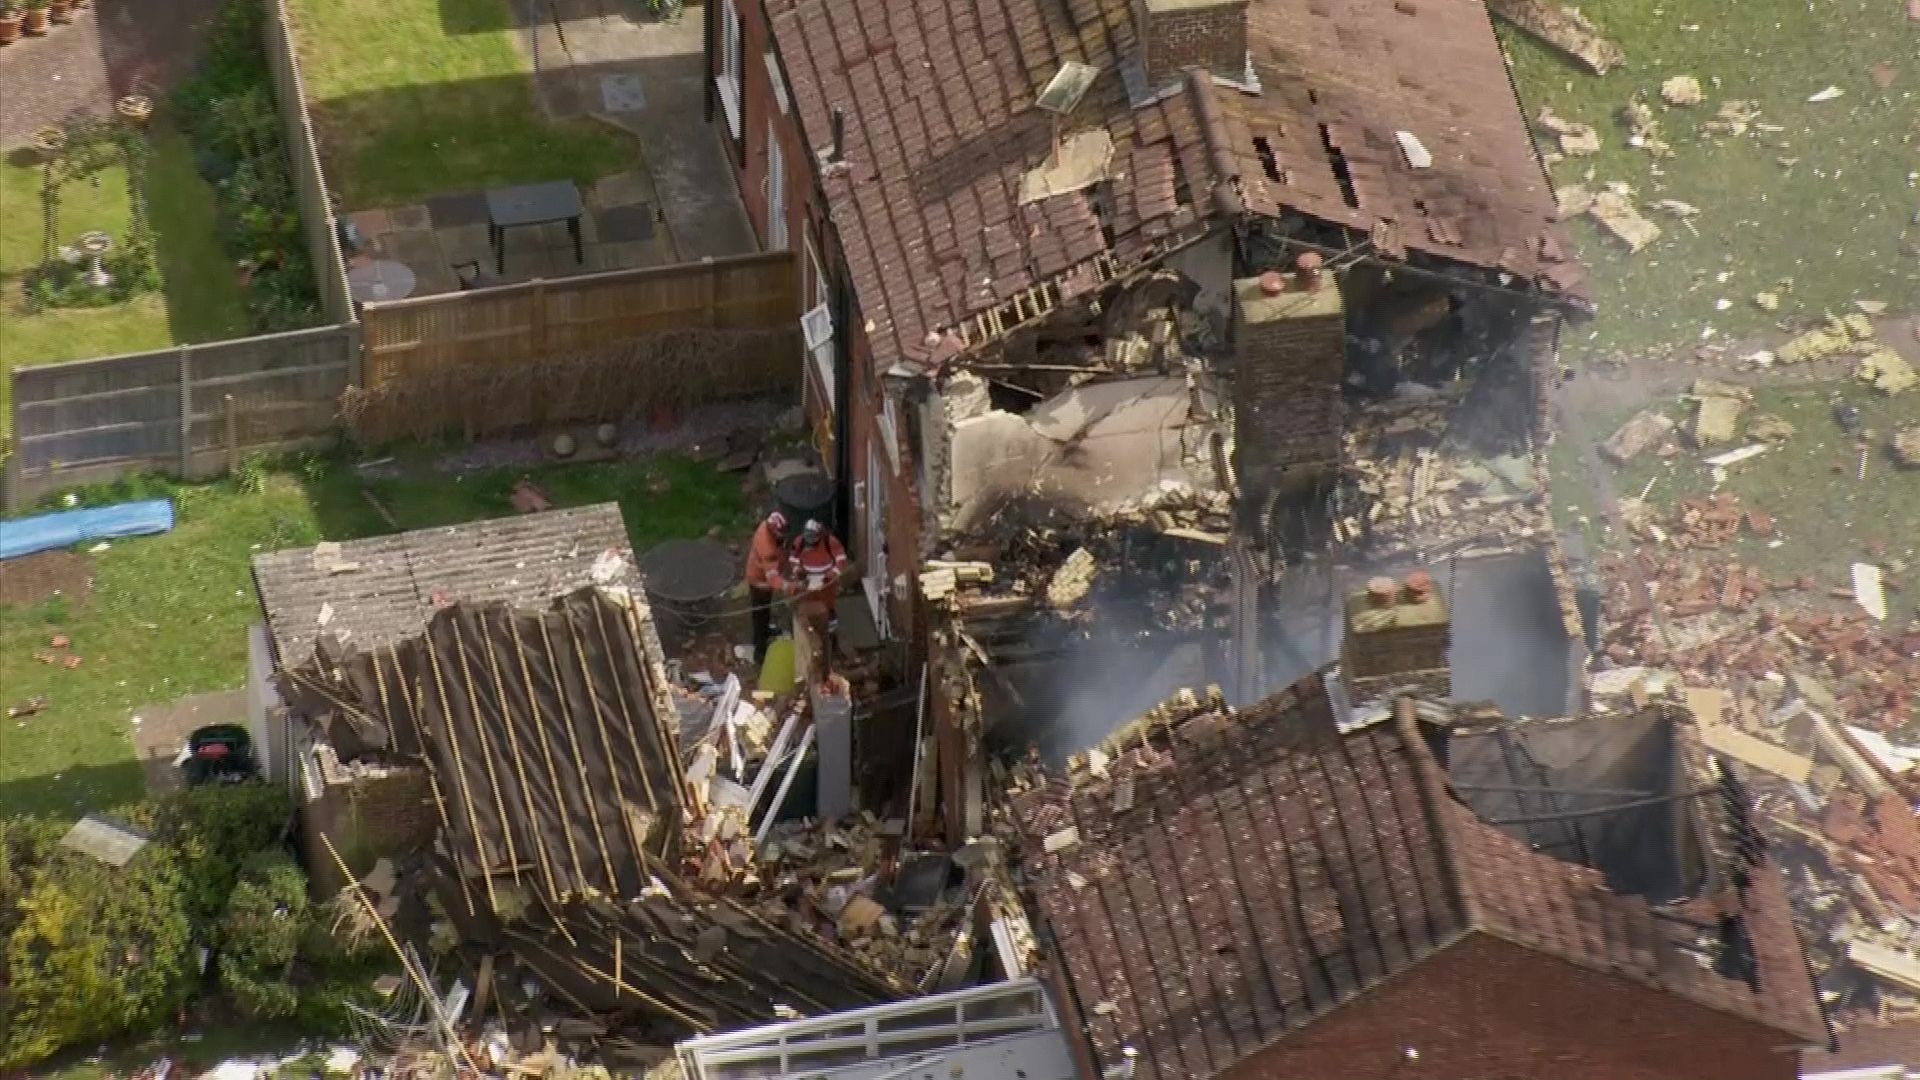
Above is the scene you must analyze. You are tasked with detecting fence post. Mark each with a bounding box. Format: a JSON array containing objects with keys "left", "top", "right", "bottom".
[
  {"left": 531, "top": 279, "right": 549, "bottom": 357},
  {"left": 177, "top": 345, "right": 194, "bottom": 478}
]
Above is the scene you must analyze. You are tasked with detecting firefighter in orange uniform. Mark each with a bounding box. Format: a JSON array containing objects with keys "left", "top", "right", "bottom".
[
  {"left": 773, "top": 519, "right": 852, "bottom": 664},
  {"left": 743, "top": 511, "right": 789, "bottom": 664}
]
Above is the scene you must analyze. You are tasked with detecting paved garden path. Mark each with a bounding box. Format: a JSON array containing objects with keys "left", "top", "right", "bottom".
[{"left": 0, "top": 0, "right": 224, "bottom": 149}]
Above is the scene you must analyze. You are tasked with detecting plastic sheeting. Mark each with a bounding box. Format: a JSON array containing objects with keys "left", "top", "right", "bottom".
[{"left": 0, "top": 499, "right": 174, "bottom": 561}]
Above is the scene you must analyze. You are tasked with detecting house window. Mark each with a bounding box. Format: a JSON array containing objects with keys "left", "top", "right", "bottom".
[
  {"left": 765, "top": 119, "right": 788, "bottom": 251},
  {"left": 803, "top": 236, "right": 834, "bottom": 412},
  {"left": 717, "top": 0, "right": 743, "bottom": 141}
]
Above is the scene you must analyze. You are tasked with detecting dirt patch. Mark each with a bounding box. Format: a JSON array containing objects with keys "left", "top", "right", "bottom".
[
  {"left": 0, "top": 550, "right": 95, "bottom": 609},
  {"left": 128, "top": 688, "right": 247, "bottom": 797}
]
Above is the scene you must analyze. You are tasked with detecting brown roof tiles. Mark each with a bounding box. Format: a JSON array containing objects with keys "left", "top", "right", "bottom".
[
  {"left": 770, "top": 0, "right": 1582, "bottom": 371},
  {"left": 1014, "top": 685, "right": 1829, "bottom": 1080}
]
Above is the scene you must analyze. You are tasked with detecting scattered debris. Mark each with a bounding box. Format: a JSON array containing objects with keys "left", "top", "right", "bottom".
[
  {"left": 1869, "top": 62, "right": 1898, "bottom": 89},
  {"left": 1893, "top": 427, "right": 1920, "bottom": 468},
  {"left": 1690, "top": 394, "right": 1748, "bottom": 447},
  {"left": 8, "top": 695, "right": 48, "bottom": 719},
  {"left": 1488, "top": 0, "right": 1626, "bottom": 74},
  {"left": 1588, "top": 184, "right": 1662, "bottom": 251},
  {"left": 1703, "top": 443, "right": 1767, "bottom": 468},
  {"left": 1618, "top": 96, "right": 1672, "bottom": 155},
  {"left": 1394, "top": 130, "right": 1434, "bottom": 169},
  {"left": 1702, "top": 99, "right": 1764, "bottom": 137},
  {"left": 1852, "top": 563, "right": 1888, "bottom": 621},
  {"left": 510, "top": 478, "right": 554, "bottom": 514},
  {"left": 1857, "top": 348, "right": 1918, "bottom": 395},
  {"left": 1753, "top": 291, "right": 1781, "bottom": 312},
  {"left": 1602, "top": 409, "right": 1676, "bottom": 464},
  {"left": 1806, "top": 86, "right": 1847, "bottom": 103},
  {"left": 1046, "top": 547, "right": 1099, "bottom": 610},
  {"left": 1536, "top": 108, "right": 1603, "bottom": 155},
  {"left": 1778, "top": 314, "right": 1879, "bottom": 364},
  {"left": 1745, "top": 414, "right": 1796, "bottom": 443},
  {"left": 1651, "top": 199, "right": 1701, "bottom": 218},
  {"left": 1660, "top": 76, "right": 1704, "bottom": 106}
]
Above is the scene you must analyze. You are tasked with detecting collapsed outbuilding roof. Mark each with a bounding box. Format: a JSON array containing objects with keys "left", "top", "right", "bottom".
[
  {"left": 1011, "top": 674, "right": 1830, "bottom": 1080},
  {"left": 768, "top": 0, "right": 1582, "bottom": 372}
]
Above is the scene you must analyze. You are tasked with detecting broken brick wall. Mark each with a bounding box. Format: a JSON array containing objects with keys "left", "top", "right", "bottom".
[
  {"left": 1139, "top": 0, "right": 1250, "bottom": 86},
  {"left": 1231, "top": 275, "right": 1345, "bottom": 499},
  {"left": 297, "top": 759, "right": 437, "bottom": 898},
  {"left": 1219, "top": 932, "right": 1802, "bottom": 1080}
]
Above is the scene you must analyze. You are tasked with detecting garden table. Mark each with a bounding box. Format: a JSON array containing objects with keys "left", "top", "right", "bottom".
[{"left": 486, "top": 180, "right": 586, "bottom": 276}]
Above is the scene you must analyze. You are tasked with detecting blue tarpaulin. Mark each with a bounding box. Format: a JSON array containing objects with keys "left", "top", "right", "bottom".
[{"left": 0, "top": 500, "right": 174, "bottom": 561}]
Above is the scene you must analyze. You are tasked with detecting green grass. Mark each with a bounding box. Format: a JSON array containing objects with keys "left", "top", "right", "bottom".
[
  {"left": 287, "top": 0, "right": 638, "bottom": 207},
  {"left": 38, "top": 1022, "right": 314, "bottom": 1080},
  {"left": 0, "top": 124, "right": 250, "bottom": 372},
  {"left": 0, "top": 450, "right": 748, "bottom": 819},
  {"left": 1552, "top": 382, "right": 1920, "bottom": 626},
  {"left": 1501, "top": 0, "right": 1918, "bottom": 361}
]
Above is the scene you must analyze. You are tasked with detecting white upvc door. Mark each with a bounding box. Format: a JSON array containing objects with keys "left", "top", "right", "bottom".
[{"left": 863, "top": 442, "right": 890, "bottom": 637}]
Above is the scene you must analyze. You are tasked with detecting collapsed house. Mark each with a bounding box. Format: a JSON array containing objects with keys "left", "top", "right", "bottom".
[
  {"left": 712, "top": 0, "right": 1603, "bottom": 843},
  {"left": 1009, "top": 671, "right": 1833, "bottom": 1080}
]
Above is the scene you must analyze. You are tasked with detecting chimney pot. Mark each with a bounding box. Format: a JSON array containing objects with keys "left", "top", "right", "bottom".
[
  {"left": 1295, "top": 251, "right": 1325, "bottom": 292},
  {"left": 830, "top": 107, "right": 847, "bottom": 163},
  {"left": 1258, "top": 270, "right": 1287, "bottom": 296},
  {"left": 1403, "top": 570, "right": 1434, "bottom": 603},
  {"left": 1367, "top": 577, "right": 1398, "bottom": 608}
]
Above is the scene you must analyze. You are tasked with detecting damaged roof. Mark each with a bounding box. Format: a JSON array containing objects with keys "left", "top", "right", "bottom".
[
  {"left": 477, "top": 883, "right": 905, "bottom": 1039},
  {"left": 768, "top": 0, "right": 1581, "bottom": 372},
  {"left": 284, "top": 588, "right": 688, "bottom": 908},
  {"left": 1012, "top": 678, "right": 1828, "bottom": 1080},
  {"left": 252, "top": 504, "right": 638, "bottom": 665}
]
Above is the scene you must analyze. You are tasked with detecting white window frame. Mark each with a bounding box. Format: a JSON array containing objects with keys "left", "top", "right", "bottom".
[
  {"left": 877, "top": 393, "right": 900, "bottom": 475},
  {"left": 764, "top": 49, "right": 790, "bottom": 115},
  {"left": 803, "top": 236, "right": 834, "bottom": 413},
  {"left": 863, "top": 442, "right": 891, "bottom": 638},
  {"left": 717, "top": 0, "right": 743, "bottom": 140},
  {"left": 764, "top": 119, "right": 788, "bottom": 251}
]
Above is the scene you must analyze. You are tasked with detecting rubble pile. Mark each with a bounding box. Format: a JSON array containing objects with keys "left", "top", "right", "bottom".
[
  {"left": 1341, "top": 401, "right": 1550, "bottom": 558},
  {"left": 1588, "top": 537, "right": 1920, "bottom": 1030},
  {"left": 755, "top": 815, "right": 973, "bottom": 988}
]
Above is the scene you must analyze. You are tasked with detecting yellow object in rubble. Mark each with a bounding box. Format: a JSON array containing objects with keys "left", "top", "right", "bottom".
[{"left": 759, "top": 636, "right": 797, "bottom": 695}]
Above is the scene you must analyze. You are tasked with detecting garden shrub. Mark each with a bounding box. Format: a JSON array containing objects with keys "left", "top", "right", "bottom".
[
  {"left": 0, "top": 784, "right": 295, "bottom": 1067},
  {"left": 0, "top": 835, "right": 197, "bottom": 1068},
  {"left": 174, "top": 0, "right": 321, "bottom": 333},
  {"left": 217, "top": 850, "right": 308, "bottom": 1019}
]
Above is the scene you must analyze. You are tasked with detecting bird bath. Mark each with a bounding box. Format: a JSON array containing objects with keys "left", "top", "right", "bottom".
[{"left": 76, "top": 231, "right": 113, "bottom": 289}]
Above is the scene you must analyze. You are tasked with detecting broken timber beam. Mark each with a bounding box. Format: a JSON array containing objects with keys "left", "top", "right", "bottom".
[{"left": 1488, "top": 0, "right": 1625, "bottom": 74}]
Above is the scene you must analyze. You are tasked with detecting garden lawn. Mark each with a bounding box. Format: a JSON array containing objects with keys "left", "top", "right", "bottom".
[
  {"left": 1500, "top": 0, "right": 1918, "bottom": 363},
  {"left": 0, "top": 123, "right": 249, "bottom": 374},
  {"left": 287, "top": 0, "right": 637, "bottom": 207},
  {"left": 0, "top": 451, "right": 748, "bottom": 820}
]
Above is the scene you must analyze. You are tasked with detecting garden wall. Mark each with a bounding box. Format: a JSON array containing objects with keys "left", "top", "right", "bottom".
[{"left": 4, "top": 326, "right": 356, "bottom": 508}]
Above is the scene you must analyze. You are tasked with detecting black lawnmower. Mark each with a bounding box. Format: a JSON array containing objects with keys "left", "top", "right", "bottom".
[{"left": 177, "top": 724, "right": 258, "bottom": 786}]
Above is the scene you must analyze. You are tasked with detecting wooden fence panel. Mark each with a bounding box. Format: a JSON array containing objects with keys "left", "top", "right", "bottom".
[
  {"left": 264, "top": 0, "right": 354, "bottom": 326},
  {"left": 360, "top": 251, "right": 800, "bottom": 389},
  {"left": 7, "top": 327, "right": 354, "bottom": 508}
]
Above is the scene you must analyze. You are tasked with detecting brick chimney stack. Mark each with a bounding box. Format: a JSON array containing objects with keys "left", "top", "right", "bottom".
[
  {"left": 1342, "top": 572, "right": 1453, "bottom": 702},
  {"left": 1230, "top": 270, "right": 1345, "bottom": 500},
  {"left": 1138, "top": 0, "right": 1251, "bottom": 88}
]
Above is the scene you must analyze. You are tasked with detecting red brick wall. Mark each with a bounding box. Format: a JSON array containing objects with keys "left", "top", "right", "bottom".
[
  {"left": 846, "top": 331, "right": 923, "bottom": 643},
  {"left": 1141, "top": 0, "right": 1250, "bottom": 86},
  {"left": 1216, "top": 933, "right": 1802, "bottom": 1080},
  {"left": 714, "top": 0, "right": 814, "bottom": 294}
]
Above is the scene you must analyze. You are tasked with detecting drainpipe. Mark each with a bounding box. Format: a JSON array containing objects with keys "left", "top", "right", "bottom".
[
  {"left": 702, "top": 0, "right": 716, "bottom": 124},
  {"left": 831, "top": 252, "right": 854, "bottom": 534}
]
